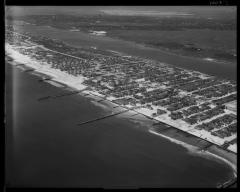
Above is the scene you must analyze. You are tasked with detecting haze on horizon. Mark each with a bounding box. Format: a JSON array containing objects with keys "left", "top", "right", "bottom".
[{"left": 6, "top": 6, "right": 236, "bottom": 20}]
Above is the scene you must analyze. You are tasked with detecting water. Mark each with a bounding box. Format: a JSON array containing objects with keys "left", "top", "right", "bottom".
[
  {"left": 14, "top": 24, "right": 236, "bottom": 80},
  {"left": 5, "top": 63, "right": 234, "bottom": 188}
]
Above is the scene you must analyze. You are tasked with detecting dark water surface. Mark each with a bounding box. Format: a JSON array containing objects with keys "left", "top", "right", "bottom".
[
  {"left": 14, "top": 24, "right": 236, "bottom": 80},
  {"left": 5, "top": 63, "right": 234, "bottom": 188}
]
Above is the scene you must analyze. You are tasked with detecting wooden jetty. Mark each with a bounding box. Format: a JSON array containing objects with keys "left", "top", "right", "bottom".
[
  {"left": 38, "top": 96, "right": 51, "bottom": 101},
  {"left": 217, "top": 178, "right": 237, "bottom": 188},
  {"left": 38, "top": 89, "right": 86, "bottom": 101},
  {"left": 76, "top": 106, "right": 140, "bottom": 126},
  {"left": 15, "top": 64, "right": 25, "bottom": 66},
  {"left": 96, "top": 99, "right": 105, "bottom": 102},
  {"left": 77, "top": 109, "right": 130, "bottom": 126},
  {"left": 152, "top": 122, "right": 162, "bottom": 126},
  {"left": 130, "top": 113, "right": 139, "bottom": 117},
  {"left": 24, "top": 69, "right": 35, "bottom": 72},
  {"left": 221, "top": 142, "right": 230, "bottom": 150},
  {"left": 199, "top": 143, "right": 213, "bottom": 151},
  {"left": 38, "top": 78, "right": 52, "bottom": 82}
]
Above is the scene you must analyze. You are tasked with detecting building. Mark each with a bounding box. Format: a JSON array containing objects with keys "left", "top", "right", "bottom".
[{"left": 224, "top": 100, "right": 237, "bottom": 113}]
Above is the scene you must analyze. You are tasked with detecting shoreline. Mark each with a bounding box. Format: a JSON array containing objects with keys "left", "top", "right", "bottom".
[
  {"left": 5, "top": 43, "right": 237, "bottom": 177},
  {"left": 148, "top": 129, "right": 237, "bottom": 176},
  {"left": 5, "top": 35, "right": 237, "bottom": 151}
]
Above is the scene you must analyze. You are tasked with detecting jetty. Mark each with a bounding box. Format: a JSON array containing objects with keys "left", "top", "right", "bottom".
[
  {"left": 221, "top": 142, "right": 230, "bottom": 149},
  {"left": 217, "top": 177, "right": 237, "bottom": 188},
  {"left": 152, "top": 122, "right": 163, "bottom": 126},
  {"left": 77, "top": 106, "right": 140, "bottom": 126},
  {"left": 199, "top": 143, "right": 213, "bottom": 151},
  {"left": 15, "top": 64, "right": 25, "bottom": 66},
  {"left": 24, "top": 69, "right": 35, "bottom": 72},
  {"left": 96, "top": 98, "right": 106, "bottom": 102},
  {"left": 38, "top": 89, "right": 87, "bottom": 101},
  {"left": 38, "top": 77, "right": 52, "bottom": 82},
  {"left": 77, "top": 109, "right": 130, "bottom": 126},
  {"left": 130, "top": 113, "right": 139, "bottom": 117}
]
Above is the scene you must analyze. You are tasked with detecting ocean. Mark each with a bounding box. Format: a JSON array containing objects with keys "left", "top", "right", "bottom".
[{"left": 5, "top": 63, "right": 234, "bottom": 188}]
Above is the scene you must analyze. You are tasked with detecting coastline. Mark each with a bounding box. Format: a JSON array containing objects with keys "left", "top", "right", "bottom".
[
  {"left": 5, "top": 30, "right": 237, "bottom": 151},
  {"left": 149, "top": 129, "right": 237, "bottom": 176},
  {"left": 5, "top": 42, "right": 237, "bottom": 178}
]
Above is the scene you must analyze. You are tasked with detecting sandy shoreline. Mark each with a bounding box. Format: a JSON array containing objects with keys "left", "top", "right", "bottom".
[{"left": 5, "top": 43, "right": 237, "bottom": 178}]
